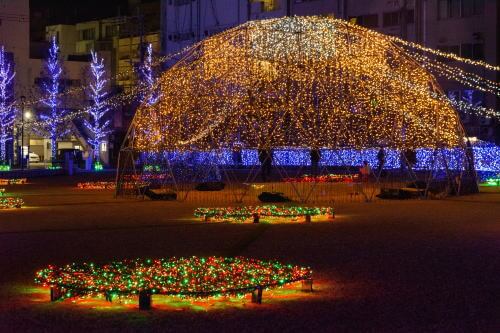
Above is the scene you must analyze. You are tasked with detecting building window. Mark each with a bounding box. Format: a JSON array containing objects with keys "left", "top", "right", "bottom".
[
  {"left": 472, "top": 43, "right": 484, "bottom": 60},
  {"left": 438, "top": 0, "right": 449, "bottom": 19},
  {"left": 473, "top": 0, "right": 484, "bottom": 14},
  {"left": 169, "top": 0, "right": 191, "bottom": 5},
  {"left": 462, "top": 0, "right": 474, "bottom": 16},
  {"left": 350, "top": 14, "right": 379, "bottom": 28},
  {"left": 450, "top": 0, "right": 461, "bottom": 17},
  {"left": 105, "top": 25, "right": 118, "bottom": 38},
  {"left": 406, "top": 10, "right": 415, "bottom": 24},
  {"left": 460, "top": 43, "right": 473, "bottom": 59},
  {"left": 440, "top": 0, "right": 484, "bottom": 19},
  {"left": 169, "top": 32, "right": 194, "bottom": 42},
  {"left": 257, "top": 0, "right": 279, "bottom": 12},
  {"left": 383, "top": 11, "right": 399, "bottom": 27},
  {"left": 80, "top": 28, "right": 95, "bottom": 41}
]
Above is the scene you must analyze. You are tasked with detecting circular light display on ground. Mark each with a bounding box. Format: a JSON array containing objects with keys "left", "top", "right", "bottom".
[{"left": 35, "top": 257, "right": 312, "bottom": 302}]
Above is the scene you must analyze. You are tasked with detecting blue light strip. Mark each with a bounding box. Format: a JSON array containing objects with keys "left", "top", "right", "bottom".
[{"left": 141, "top": 145, "right": 500, "bottom": 173}]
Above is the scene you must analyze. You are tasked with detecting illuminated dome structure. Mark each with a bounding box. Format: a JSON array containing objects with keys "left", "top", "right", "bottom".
[
  {"left": 132, "top": 16, "right": 463, "bottom": 151},
  {"left": 117, "top": 16, "right": 475, "bottom": 201}
]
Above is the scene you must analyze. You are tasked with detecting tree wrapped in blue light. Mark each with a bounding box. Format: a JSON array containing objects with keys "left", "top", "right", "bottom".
[
  {"left": 139, "top": 43, "right": 160, "bottom": 105},
  {"left": 38, "top": 36, "right": 69, "bottom": 161},
  {"left": 0, "top": 46, "right": 15, "bottom": 164},
  {"left": 84, "top": 50, "right": 111, "bottom": 161}
]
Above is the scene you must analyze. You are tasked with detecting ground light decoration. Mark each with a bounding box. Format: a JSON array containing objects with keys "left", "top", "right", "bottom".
[
  {"left": 194, "top": 205, "right": 334, "bottom": 222},
  {"left": 117, "top": 16, "right": 475, "bottom": 199},
  {"left": 283, "top": 174, "right": 359, "bottom": 183},
  {"left": 0, "top": 45, "right": 15, "bottom": 165},
  {"left": 77, "top": 181, "right": 115, "bottom": 190},
  {"left": 93, "top": 161, "right": 104, "bottom": 171},
  {"left": 482, "top": 176, "right": 500, "bottom": 187},
  {"left": 0, "top": 196, "right": 23, "bottom": 209},
  {"left": 0, "top": 178, "right": 27, "bottom": 185},
  {"left": 35, "top": 257, "right": 313, "bottom": 309}
]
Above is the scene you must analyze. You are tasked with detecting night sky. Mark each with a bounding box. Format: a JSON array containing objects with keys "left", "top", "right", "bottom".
[
  {"left": 30, "top": 0, "right": 130, "bottom": 23},
  {"left": 29, "top": 0, "right": 131, "bottom": 41}
]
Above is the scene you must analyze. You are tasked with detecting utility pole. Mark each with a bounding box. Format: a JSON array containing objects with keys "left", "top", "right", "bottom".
[
  {"left": 19, "top": 96, "right": 25, "bottom": 170},
  {"left": 286, "top": 0, "right": 291, "bottom": 17}
]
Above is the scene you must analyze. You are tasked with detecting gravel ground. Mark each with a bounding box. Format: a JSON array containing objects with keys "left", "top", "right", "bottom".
[{"left": 0, "top": 175, "right": 499, "bottom": 332}]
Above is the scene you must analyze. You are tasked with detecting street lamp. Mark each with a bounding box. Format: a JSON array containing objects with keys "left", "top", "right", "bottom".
[
  {"left": 24, "top": 109, "right": 32, "bottom": 169},
  {"left": 20, "top": 96, "right": 26, "bottom": 170}
]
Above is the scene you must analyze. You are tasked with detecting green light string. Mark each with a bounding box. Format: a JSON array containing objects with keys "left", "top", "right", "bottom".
[
  {"left": 0, "top": 197, "right": 23, "bottom": 209},
  {"left": 35, "top": 256, "right": 312, "bottom": 300},
  {"left": 194, "top": 205, "right": 334, "bottom": 222}
]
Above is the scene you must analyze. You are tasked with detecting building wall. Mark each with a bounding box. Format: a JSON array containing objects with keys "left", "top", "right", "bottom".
[
  {"left": 0, "top": 0, "right": 31, "bottom": 96},
  {"left": 45, "top": 25, "right": 78, "bottom": 57}
]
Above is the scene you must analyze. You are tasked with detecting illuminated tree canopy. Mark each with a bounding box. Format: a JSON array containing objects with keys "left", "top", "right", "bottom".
[{"left": 132, "top": 16, "right": 464, "bottom": 152}]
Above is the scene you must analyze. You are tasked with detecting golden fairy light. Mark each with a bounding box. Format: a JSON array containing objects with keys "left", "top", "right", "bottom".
[{"left": 132, "top": 16, "right": 466, "bottom": 152}]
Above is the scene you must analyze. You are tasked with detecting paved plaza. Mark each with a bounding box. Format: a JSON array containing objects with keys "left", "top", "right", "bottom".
[{"left": 0, "top": 176, "right": 498, "bottom": 331}]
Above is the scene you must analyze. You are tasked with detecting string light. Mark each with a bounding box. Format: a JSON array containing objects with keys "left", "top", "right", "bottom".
[
  {"left": 0, "top": 196, "right": 23, "bottom": 209},
  {"left": 0, "top": 178, "right": 27, "bottom": 185},
  {"left": 35, "top": 256, "right": 312, "bottom": 301},
  {"left": 140, "top": 146, "right": 499, "bottom": 172},
  {"left": 283, "top": 174, "right": 359, "bottom": 183},
  {"left": 132, "top": 16, "right": 470, "bottom": 153},
  {"left": 37, "top": 37, "right": 70, "bottom": 160},
  {"left": 77, "top": 181, "right": 115, "bottom": 190},
  {"left": 0, "top": 46, "right": 15, "bottom": 164},
  {"left": 343, "top": 19, "right": 500, "bottom": 72},
  {"left": 16, "top": 45, "right": 193, "bottom": 110},
  {"left": 194, "top": 205, "right": 334, "bottom": 222},
  {"left": 84, "top": 51, "right": 112, "bottom": 161},
  {"left": 139, "top": 43, "right": 160, "bottom": 105}
]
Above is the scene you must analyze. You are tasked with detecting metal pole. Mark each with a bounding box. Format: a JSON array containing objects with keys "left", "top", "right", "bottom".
[{"left": 20, "top": 96, "right": 26, "bottom": 170}]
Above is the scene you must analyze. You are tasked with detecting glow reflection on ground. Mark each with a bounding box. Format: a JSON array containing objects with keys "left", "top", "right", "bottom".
[{"left": 23, "top": 281, "right": 325, "bottom": 312}]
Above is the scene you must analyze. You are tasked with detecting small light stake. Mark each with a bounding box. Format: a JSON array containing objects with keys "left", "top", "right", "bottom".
[
  {"left": 301, "top": 279, "right": 313, "bottom": 292},
  {"left": 251, "top": 286, "right": 263, "bottom": 304}
]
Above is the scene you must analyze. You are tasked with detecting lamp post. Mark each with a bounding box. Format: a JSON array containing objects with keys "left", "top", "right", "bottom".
[
  {"left": 20, "top": 95, "right": 25, "bottom": 170},
  {"left": 24, "top": 109, "right": 32, "bottom": 169}
]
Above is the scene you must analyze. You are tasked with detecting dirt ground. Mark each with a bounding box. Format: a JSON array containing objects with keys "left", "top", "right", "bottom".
[{"left": 0, "top": 175, "right": 499, "bottom": 332}]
